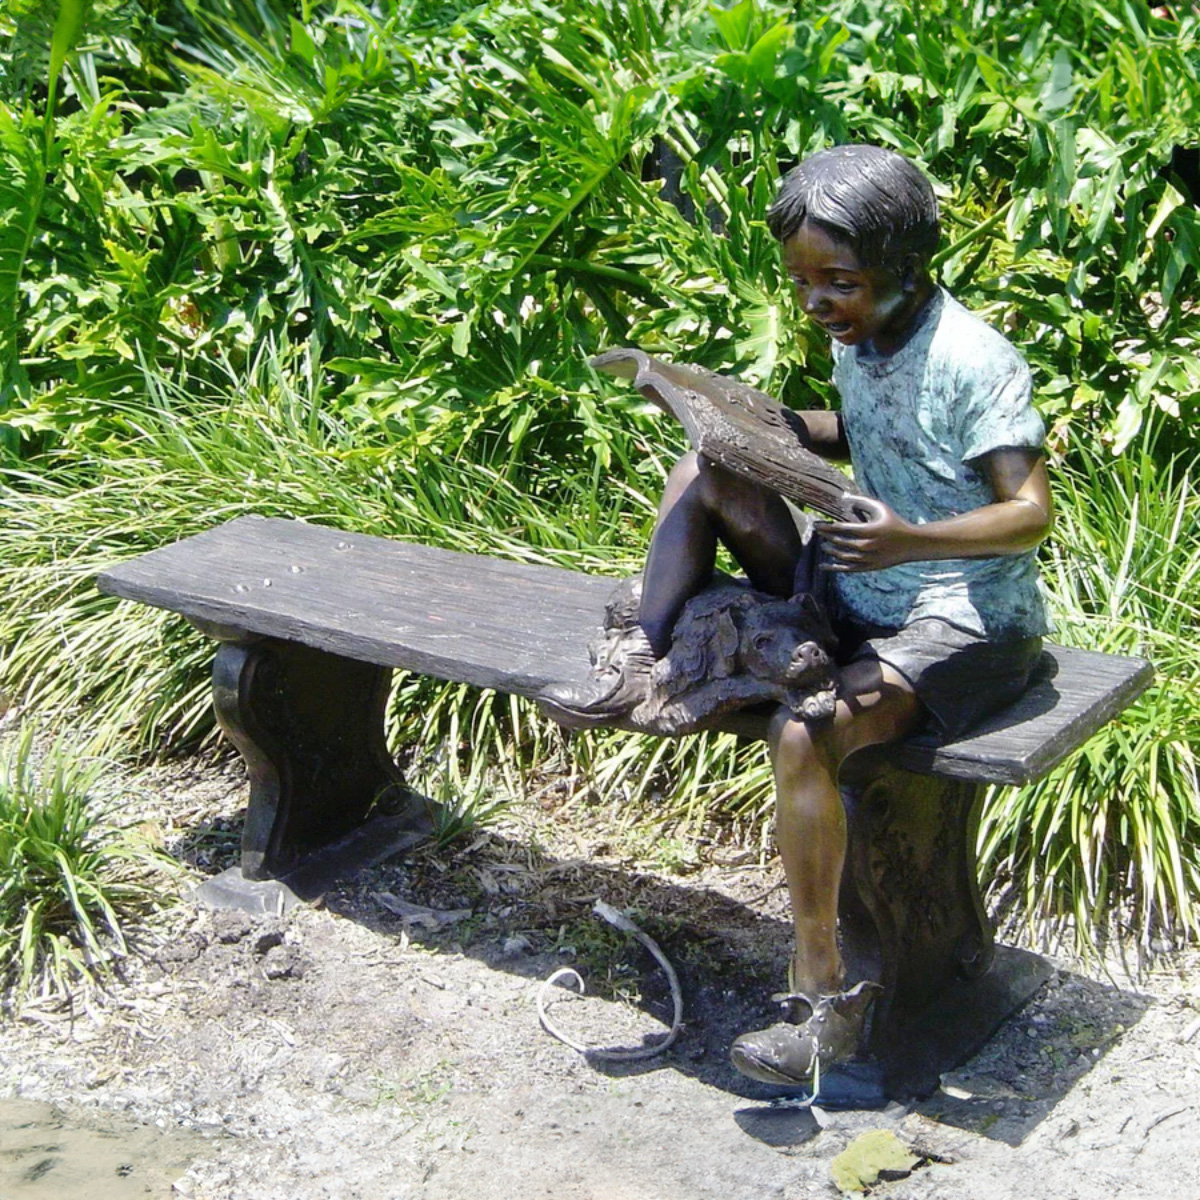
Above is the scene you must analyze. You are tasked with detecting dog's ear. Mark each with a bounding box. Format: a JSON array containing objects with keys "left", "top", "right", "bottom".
[{"left": 793, "top": 592, "right": 837, "bottom": 649}]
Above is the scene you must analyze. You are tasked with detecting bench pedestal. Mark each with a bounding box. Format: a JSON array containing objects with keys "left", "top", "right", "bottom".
[
  {"left": 835, "top": 760, "right": 1052, "bottom": 1100},
  {"left": 842, "top": 761, "right": 993, "bottom": 1033},
  {"left": 209, "top": 632, "right": 433, "bottom": 882}
]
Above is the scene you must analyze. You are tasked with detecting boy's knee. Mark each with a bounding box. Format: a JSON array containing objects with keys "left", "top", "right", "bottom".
[
  {"left": 769, "top": 706, "right": 829, "bottom": 771},
  {"left": 666, "top": 449, "right": 741, "bottom": 503},
  {"left": 662, "top": 450, "right": 705, "bottom": 505},
  {"left": 667, "top": 448, "right": 703, "bottom": 480},
  {"left": 770, "top": 690, "right": 902, "bottom": 777}
]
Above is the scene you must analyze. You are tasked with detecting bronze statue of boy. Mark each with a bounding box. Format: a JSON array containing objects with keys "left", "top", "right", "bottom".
[{"left": 540, "top": 145, "right": 1053, "bottom": 1087}]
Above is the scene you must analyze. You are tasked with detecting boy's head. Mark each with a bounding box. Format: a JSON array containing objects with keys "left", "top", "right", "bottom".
[{"left": 766, "top": 145, "right": 939, "bottom": 272}]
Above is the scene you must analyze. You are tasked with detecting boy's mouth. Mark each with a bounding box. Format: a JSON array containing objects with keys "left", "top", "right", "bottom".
[{"left": 820, "top": 321, "right": 854, "bottom": 337}]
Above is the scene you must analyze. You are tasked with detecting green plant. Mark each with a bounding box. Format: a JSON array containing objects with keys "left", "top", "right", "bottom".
[
  {"left": 372, "top": 1061, "right": 454, "bottom": 1113},
  {"left": 979, "top": 429, "right": 1200, "bottom": 950},
  {"left": 4, "top": 0, "right": 1196, "bottom": 465},
  {"left": 405, "top": 689, "right": 519, "bottom": 849},
  {"left": 1, "top": 0, "right": 1198, "bottom": 946},
  {"left": 0, "top": 725, "right": 162, "bottom": 1000},
  {"left": 0, "top": 344, "right": 657, "bottom": 753}
]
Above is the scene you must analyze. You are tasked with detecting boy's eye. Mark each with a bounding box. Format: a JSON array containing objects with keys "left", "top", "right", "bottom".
[{"left": 831, "top": 279, "right": 858, "bottom": 293}]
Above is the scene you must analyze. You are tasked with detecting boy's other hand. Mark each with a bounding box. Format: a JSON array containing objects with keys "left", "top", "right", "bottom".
[
  {"left": 814, "top": 495, "right": 918, "bottom": 572},
  {"left": 813, "top": 450, "right": 1052, "bottom": 572}
]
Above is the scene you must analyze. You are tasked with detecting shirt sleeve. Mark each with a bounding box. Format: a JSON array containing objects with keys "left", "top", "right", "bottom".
[{"left": 954, "top": 330, "right": 1044, "bottom": 463}]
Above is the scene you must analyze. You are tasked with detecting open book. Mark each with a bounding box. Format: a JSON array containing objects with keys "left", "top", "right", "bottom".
[{"left": 591, "top": 348, "right": 856, "bottom": 521}]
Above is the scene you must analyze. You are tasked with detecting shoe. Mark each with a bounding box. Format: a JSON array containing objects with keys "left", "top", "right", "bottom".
[
  {"left": 536, "top": 627, "right": 656, "bottom": 729},
  {"left": 730, "top": 980, "right": 882, "bottom": 1086}
]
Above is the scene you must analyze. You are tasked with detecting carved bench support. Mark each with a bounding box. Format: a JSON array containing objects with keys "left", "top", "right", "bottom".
[
  {"left": 841, "top": 764, "right": 993, "bottom": 1021},
  {"left": 210, "top": 635, "right": 431, "bottom": 882},
  {"left": 832, "top": 760, "right": 1050, "bottom": 1101}
]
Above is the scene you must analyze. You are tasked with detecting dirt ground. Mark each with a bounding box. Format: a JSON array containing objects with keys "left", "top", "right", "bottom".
[{"left": 1, "top": 748, "right": 1199, "bottom": 1200}]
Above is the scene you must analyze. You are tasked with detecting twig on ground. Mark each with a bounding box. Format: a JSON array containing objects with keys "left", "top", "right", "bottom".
[{"left": 743, "top": 879, "right": 788, "bottom": 904}]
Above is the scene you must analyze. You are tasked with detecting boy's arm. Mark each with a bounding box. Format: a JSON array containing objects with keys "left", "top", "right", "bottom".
[
  {"left": 814, "top": 447, "right": 1051, "bottom": 572},
  {"left": 794, "top": 410, "right": 850, "bottom": 460}
]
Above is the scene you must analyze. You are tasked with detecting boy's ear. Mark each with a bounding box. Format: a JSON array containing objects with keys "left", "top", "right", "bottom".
[{"left": 898, "top": 252, "right": 929, "bottom": 292}]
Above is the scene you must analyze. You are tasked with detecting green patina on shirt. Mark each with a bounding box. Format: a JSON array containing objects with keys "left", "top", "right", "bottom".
[{"left": 831, "top": 288, "right": 1050, "bottom": 640}]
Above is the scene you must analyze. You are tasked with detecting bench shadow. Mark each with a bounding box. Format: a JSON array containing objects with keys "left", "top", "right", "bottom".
[
  {"left": 908, "top": 961, "right": 1151, "bottom": 1146},
  {"left": 285, "top": 823, "right": 1149, "bottom": 1152},
  {"left": 169, "top": 752, "right": 1151, "bottom": 1154}
]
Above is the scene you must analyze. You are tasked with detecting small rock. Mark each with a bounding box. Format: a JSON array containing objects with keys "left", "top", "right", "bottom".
[
  {"left": 502, "top": 935, "right": 532, "bottom": 957},
  {"left": 252, "top": 925, "right": 286, "bottom": 955},
  {"left": 156, "top": 932, "right": 205, "bottom": 964},
  {"left": 262, "top": 944, "right": 307, "bottom": 980},
  {"left": 212, "top": 911, "right": 253, "bottom": 944}
]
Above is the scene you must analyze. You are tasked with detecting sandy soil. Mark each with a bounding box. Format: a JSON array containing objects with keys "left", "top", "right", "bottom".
[{"left": 1, "top": 749, "right": 1198, "bottom": 1200}]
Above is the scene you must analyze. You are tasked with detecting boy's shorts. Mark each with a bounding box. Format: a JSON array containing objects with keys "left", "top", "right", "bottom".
[
  {"left": 833, "top": 614, "right": 1043, "bottom": 741},
  {"left": 787, "top": 511, "right": 1044, "bottom": 740}
]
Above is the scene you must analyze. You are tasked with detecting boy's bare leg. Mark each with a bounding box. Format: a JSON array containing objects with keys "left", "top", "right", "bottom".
[
  {"left": 537, "top": 451, "right": 804, "bottom": 724},
  {"left": 728, "top": 661, "right": 923, "bottom": 1085},
  {"left": 640, "top": 451, "right": 805, "bottom": 655},
  {"left": 768, "top": 658, "right": 924, "bottom": 996}
]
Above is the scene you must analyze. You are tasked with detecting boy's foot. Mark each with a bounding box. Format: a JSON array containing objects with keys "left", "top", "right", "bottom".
[
  {"left": 536, "top": 629, "right": 656, "bottom": 728},
  {"left": 729, "top": 980, "right": 882, "bottom": 1085}
]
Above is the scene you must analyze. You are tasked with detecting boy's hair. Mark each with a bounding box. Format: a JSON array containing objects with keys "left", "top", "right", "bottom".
[{"left": 766, "top": 144, "right": 940, "bottom": 270}]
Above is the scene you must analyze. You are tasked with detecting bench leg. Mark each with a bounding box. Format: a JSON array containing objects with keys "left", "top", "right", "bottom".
[
  {"left": 840, "top": 764, "right": 993, "bottom": 1012},
  {"left": 836, "top": 763, "right": 1049, "bottom": 1100},
  {"left": 212, "top": 638, "right": 429, "bottom": 880}
]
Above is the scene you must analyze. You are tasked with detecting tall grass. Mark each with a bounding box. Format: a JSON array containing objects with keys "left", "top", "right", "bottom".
[
  {"left": 0, "top": 348, "right": 656, "bottom": 754},
  {"left": 0, "top": 725, "right": 162, "bottom": 1002},
  {"left": 979, "top": 432, "right": 1200, "bottom": 949},
  {"left": 0, "top": 344, "right": 773, "bottom": 845}
]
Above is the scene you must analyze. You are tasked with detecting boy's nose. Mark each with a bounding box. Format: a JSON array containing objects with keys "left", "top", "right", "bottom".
[{"left": 803, "top": 288, "right": 831, "bottom": 314}]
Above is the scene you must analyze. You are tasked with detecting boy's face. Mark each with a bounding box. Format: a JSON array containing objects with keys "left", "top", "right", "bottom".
[{"left": 781, "top": 221, "right": 915, "bottom": 354}]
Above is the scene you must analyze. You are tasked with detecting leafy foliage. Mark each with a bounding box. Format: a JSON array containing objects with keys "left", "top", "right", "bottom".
[
  {"left": 0, "top": 345, "right": 656, "bottom": 752},
  {"left": 0, "top": 725, "right": 162, "bottom": 1001},
  {"left": 0, "top": 0, "right": 1198, "bottom": 946},
  {"left": 4, "top": 0, "right": 1195, "bottom": 461}
]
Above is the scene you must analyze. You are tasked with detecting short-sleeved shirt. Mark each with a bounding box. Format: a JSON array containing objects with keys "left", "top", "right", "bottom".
[{"left": 829, "top": 287, "right": 1050, "bottom": 641}]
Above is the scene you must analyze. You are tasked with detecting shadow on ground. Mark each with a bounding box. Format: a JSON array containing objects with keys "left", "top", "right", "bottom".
[{"left": 175, "top": 802, "right": 1152, "bottom": 1152}]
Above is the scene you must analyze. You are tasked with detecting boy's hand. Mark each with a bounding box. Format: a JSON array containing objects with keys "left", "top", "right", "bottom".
[
  {"left": 812, "top": 450, "right": 1053, "bottom": 572},
  {"left": 814, "top": 496, "right": 919, "bottom": 572}
]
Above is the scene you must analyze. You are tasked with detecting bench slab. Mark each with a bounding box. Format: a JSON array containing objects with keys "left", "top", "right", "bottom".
[{"left": 98, "top": 515, "right": 1153, "bottom": 786}]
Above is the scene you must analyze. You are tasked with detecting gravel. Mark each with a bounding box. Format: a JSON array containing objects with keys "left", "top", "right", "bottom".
[{"left": 1, "top": 745, "right": 1198, "bottom": 1199}]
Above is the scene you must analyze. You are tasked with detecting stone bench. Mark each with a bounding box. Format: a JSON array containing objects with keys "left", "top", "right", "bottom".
[{"left": 97, "top": 514, "right": 1153, "bottom": 1099}]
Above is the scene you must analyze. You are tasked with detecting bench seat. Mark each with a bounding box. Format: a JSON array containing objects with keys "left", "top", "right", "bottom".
[{"left": 98, "top": 514, "right": 1153, "bottom": 785}]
